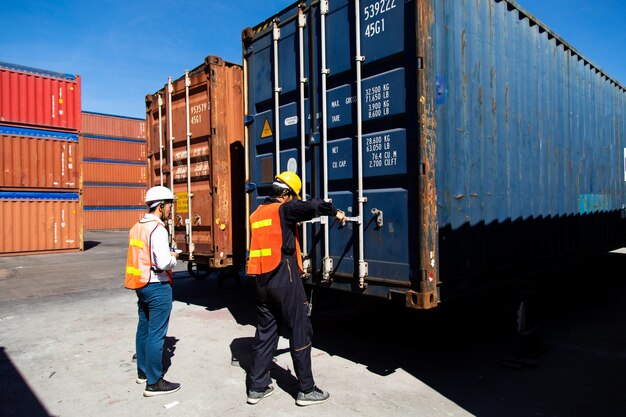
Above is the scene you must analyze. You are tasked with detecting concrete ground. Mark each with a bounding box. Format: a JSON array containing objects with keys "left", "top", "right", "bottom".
[{"left": 1, "top": 230, "right": 625, "bottom": 417}]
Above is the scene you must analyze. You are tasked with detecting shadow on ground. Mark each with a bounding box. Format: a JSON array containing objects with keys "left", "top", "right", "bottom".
[
  {"left": 83, "top": 241, "right": 102, "bottom": 251},
  {"left": 172, "top": 269, "right": 256, "bottom": 327},
  {"left": 0, "top": 347, "right": 51, "bottom": 417},
  {"left": 170, "top": 254, "right": 626, "bottom": 417}
]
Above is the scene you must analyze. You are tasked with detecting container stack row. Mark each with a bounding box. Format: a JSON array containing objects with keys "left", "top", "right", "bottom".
[
  {"left": 81, "top": 111, "right": 147, "bottom": 230},
  {"left": 0, "top": 62, "right": 83, "bottom": 256}
]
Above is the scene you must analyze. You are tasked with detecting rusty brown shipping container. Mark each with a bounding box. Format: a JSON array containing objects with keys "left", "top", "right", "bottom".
[
  {"left": 84, "top": 207, "right": 144, "bottom": 230},
  {"left": 0, "top": 191, "right": 83, "bottom": 255},
  {"left": 0, "top": 62, "right": 81, "bottom": 132},
  {"left": 83, "top": 160, "right": 146, "bottom": 184},
  {"left": 1, "top": 125, "right": 81, "bottom": 190},
  {"left": 82, "top": 111, "right": 146, "bottom": 139},
  {"left": 145, "top": 55, "right": 245, "bottom": 274},
  {"left": 83, "top": 184, "right": 145, "bottom": 206},
  {"left": 82, "top": 135, "right": 146, "bottom": 161}
]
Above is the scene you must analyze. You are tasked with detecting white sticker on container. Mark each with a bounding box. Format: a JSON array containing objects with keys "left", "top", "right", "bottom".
[
  {"left": 287, "top": 158, "right": 298, "bottom": 174},
  {"left": 284, "top": 116, "right": 298, "bottom": 126}
]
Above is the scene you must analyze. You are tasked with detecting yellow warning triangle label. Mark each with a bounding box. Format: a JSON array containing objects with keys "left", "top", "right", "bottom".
[{"left": 260, "top": 118, "right": 273, "bottom": 138}]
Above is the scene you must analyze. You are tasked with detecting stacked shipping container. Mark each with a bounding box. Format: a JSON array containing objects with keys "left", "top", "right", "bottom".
[
  {"left": 81, "top": 111, "right": 147, "bottom": 230},
  {"left": 0, "top": 62, "right": 83, "bottom": 255}
]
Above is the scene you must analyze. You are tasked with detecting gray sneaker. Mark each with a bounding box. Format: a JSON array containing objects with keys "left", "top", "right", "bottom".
[
  {"left": 296, "top": 386, "right": 330, "bottom": 406},
  {"left": 247, "top": 385, "right": 274, "bottom": 405}
]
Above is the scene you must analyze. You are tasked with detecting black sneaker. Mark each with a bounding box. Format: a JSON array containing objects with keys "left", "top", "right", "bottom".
[
  {"left": 296, "top": 386, "right": 329, "bottom": 406},
  {"left": 246, "top": 385, "right": 274, "bottom": 405},
  {"left": 136, "top": 370, "right": 147, "bottom": 384},
  {"left": 143, "top": 378, "right": 181, "bottom": 397}
]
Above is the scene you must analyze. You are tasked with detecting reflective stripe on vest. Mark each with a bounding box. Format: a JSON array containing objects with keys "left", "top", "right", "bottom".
[
  {"left": 125, "top": 220, "right": 171, "bottom": 289},
  {"left": 247, "top": 202, "right": 303, "bottom": 275}
]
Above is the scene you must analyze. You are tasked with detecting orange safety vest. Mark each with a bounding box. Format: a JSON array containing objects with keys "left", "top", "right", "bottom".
[
  {"left": 125, "top": 219, "right": 172, "bottom": 289},
  {"left": 247, "top": 202, "right": 303, "bottom": 275}
]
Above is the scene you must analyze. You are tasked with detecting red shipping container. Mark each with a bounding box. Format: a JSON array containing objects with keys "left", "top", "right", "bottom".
[
  {"left": 83, "top": 185, "right": 145, "bottom": 206},
  {"left": 0, "top": 191, "right": 83, "bottom": 255},
  {"left": 83, "top": 160, "right": 146, "bottom": 184},
  {"left": 82, "top": 111, "right": 146, "bottom": 139},
  {"left": 82, "top": 135, "right": 146, "bottom": 161},
  {"left": 0, "top": 62, "right": 81, "bottom": 132},
  {"left": 84, "top": 207, "right": 145, "bottom": 230},
  {"left": 1, "top": 125, "right": 80, "bottom": 190}
]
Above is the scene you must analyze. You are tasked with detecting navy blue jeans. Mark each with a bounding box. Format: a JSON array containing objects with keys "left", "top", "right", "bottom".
[
  {"left": 248, "top": 257, "right": 314, "bottom": 393},
  {"left": 135, "top": 282, "right": 172, "bottom": 385}
]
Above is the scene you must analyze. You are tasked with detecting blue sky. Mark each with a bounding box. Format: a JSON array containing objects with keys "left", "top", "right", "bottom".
[{"left": 1, "top": 0, "right": 624, "bottom": 120}]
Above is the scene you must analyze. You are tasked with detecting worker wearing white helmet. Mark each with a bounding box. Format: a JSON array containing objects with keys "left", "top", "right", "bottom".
[{"left": 125, "top": 186, "right": 180, "bottom": 397}]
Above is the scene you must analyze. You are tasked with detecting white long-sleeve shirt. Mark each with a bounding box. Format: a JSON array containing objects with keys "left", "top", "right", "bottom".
[{"left": 141, "top": 213, "right": 177, "bottom": 283}]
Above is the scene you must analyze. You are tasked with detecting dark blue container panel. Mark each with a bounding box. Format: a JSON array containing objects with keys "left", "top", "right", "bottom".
[
  {"left": 432, "top": 0, "right": 626, "bottom": 283},
  {"left": 328, "top": 191, "right": 355, "bottom": 275},
  {"left": 326, "top": 68, "right": 406, "bottom": 129},
  {"left": 328, "top": 129, "right": 407, "bottom": 180},
  {"left": 326, "top": 0, "right": 406, "bottom": 77},
  {"left": 328, "top": 189, "right": 409, "bottom": 281}
]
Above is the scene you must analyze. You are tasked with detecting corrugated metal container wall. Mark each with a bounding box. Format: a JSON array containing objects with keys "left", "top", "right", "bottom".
[
  {"left": 80, "top": 111, "right": 147, "bottom": 231},
  {"left": 146, "top": 56, "right": 245, "bottom": 270},
  {"left": 0, "top": 191, "right": 83, "bottom": 255},
  {"left": 82, "top": 135, "right": 146, "bottom": 161},
  {"left": 84, "top": 207, "right": 145, "bottom": 230},
  {"left": 83, "top": 184, "right": 145, "bottom": 206},
  {"left": 0, "top": 62, "right": 81, "bottom": 132},
  {"left": 83, "top": 160, "right": 146, "bottom": 184},
  {"left": 243, "top": 0, "right": 626, "bottom": 309},
  {"left": 1, "top": 125, "right": 80, "bottom": 190},
  {"left": 82, "top": 111, "right": 146, "bottom": 139}
]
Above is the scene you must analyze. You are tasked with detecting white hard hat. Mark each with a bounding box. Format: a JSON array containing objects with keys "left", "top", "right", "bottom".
[{"left": 145, "top": 186, "right": 175, "bottom": 205}]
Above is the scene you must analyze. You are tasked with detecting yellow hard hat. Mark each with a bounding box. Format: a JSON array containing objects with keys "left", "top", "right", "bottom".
[{"left": 275, "top": 171, "right": 302, "bottom": 200}]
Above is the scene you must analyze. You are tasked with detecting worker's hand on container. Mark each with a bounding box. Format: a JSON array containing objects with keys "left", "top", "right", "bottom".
[{"left": 335, "top": 209, "right": 347, "bottom": 226}]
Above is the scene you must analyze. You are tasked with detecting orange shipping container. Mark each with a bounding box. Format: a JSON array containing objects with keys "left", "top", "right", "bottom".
[
  {"left": 1, "top": 125, "right": 81, "bottom": 190},
  {"left": 82, "top": 135, "right": 146, "bottom": 161},
  {"left": 83, "top": 184, "right": 145, "bottom": 206},
  {"left": 146, "top": 56, "right": 245, "bottom": 271},
  {"left": 0, "top": 191, "right": 83, "bottom": 255},
  {"left": 0, "top": 62, "right": 81, "bottom": 132},
  {"left": 83, "top": 160, "right": 146, "bottom": 184},
  {"left": 84, "top": 207, "right": 145, "bottom": 230},
  {"left": 82, "top": 111, "right": 145, "bottom": 139}
]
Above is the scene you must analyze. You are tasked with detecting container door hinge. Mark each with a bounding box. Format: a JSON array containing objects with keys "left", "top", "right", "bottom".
[{"left": 406, "top": 270, "right": 438, "bottom": 309}]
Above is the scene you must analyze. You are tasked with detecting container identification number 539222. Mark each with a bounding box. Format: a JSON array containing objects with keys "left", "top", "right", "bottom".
[{"left": 363, "top": 0, "right": 396, "bottom": 38}]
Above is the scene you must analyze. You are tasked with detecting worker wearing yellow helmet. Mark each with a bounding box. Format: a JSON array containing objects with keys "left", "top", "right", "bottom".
[{"left": 246, "top": 171, "right": 346, "bottom": 407}]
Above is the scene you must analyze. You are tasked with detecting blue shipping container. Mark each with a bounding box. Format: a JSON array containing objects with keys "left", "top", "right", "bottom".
[{"left": 243, "top": 0, "right": 626, "bottom": 309}]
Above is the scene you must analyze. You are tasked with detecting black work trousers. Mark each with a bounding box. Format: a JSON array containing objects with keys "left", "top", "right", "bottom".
[{"left": 247, "top": 257, "right": 314, "bottom": 393}]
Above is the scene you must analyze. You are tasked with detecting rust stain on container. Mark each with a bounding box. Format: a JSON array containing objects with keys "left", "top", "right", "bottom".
[
  {"left": 82, "top": 136, "right": 146, "bottom": 161},
  {"left": 83, "top": 185, "right": 145, "bottom": 206},
  {"left": 0, "top": 191, "right": 83, "bottom": 255},
  {"left": 81, "top": 111, "right": 146, "bottom": 139},
  {"left": 83, "top": 161, "right": 146, "bottom": 184},
  {"left": 0, "top": 63, "right": 81, "bottom": 132},
  {"left": 146, "top": 55, "right": 245, "bottom": 269},
  {"left": 1, "top": 126, "right": 81, "bottom": 190},
  {"left": 84, "top": 207, "right": 145, "bottom": 230}
]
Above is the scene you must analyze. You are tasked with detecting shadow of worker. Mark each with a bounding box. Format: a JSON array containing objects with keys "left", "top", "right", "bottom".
[
  {"left": 162, "top": 336, "right": 179, "bottom": 375},
  {"left": 230, "top": 337, "right": 299, "bottom": 398}
]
